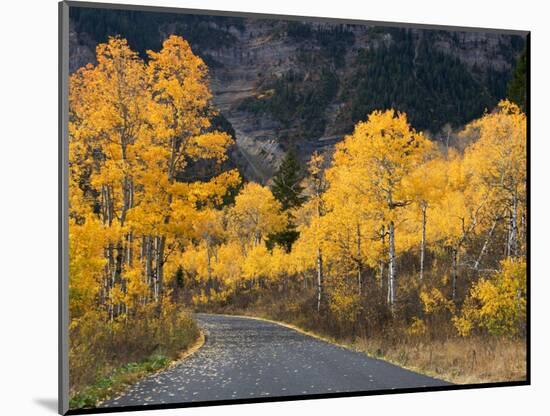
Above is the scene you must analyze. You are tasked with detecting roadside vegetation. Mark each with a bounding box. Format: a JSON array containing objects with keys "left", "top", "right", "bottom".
[
  {"left": 202, "top": 290, "right": 525, "bottom": 384},
  {"left": 189, "top": 99, "right": 527, "bottom": 384},
  {"left": 68, "top": 33, "right": 527, "bottom": 409},
  {"left": 69, "top": 310, "right": 199, "bottom": 408},
  {"left": 68, "top": 36, "right": 228, "bottom": 408},
  {"left": 71, "top": 352, "right": 172, "bottom": 409}
]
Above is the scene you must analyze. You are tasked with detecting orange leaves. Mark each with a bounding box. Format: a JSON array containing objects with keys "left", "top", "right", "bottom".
[
  {"left": 187, "top": 132, "right": 233, "bottom": 162},
  {"left": 420, "top": 288, "right": 455, "bottom": 315},
  {"left": 212, "top": 241, "right": 245, "bottom": 285},
  {"left": 69, "top": 34, "right": 236, "bottom": 233},
  {"left": 228, "top": 182, "right": 287, "bottom": 245},
  {"left": 170, "top": 169, "right": 241, "bottom": 209},
  {"left": 67, "top": 34, "right": 528, "bottom": 344},
  {"left": 242, "top": 244, "right": 272, "bottom": 281},
  {"left": 294, "top": 110, "right": 434, "bottom": 299},
  {"left": 455, "top": 258, "right": 526, "bottom": 337},
  {"left": 95, "top": 37, "right": 140, "bottom": 67},
  {"left": 147, "top": 35, "right": 211, "bottom": 140},
  {"left": 68, "top": 217, "right": 108, "bottom": 318},
  {"left": 333, "top": 109, "right": 433, "bottom": 215},
  {"left": 68, "top": 35, "right": 238, "bottom": 323},
  {"left": 463, "top": 99, "right": 526, "bottom": 207}
]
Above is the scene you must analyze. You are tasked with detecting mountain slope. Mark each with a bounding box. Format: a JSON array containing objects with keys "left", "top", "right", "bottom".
[{"left": 69, "top": 8, "right": 525, "bottom": 182}]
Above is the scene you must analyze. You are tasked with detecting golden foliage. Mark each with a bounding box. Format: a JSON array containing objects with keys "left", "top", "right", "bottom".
[
  {"left": 69, "top": 34, "right": 527, "bottom": 398},
  {"left": 68, "top": 35, "right": 235, "bottom": 397},
  {"left": 456, "top": 258, "right": 526, "bottom": 337}
]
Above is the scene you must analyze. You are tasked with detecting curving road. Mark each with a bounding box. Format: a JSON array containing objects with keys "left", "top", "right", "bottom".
[{"left": 100, "top": 313, "right": 450, "bottom": 408}]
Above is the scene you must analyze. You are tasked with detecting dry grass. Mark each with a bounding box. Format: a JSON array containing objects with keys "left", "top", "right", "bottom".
[
  {"left": 204, "top": 290, "right": 527, "bottom": 385},
  {"left": 351, "top": 335, "right": 526, "bottom": 384},
  {"left": 69, "top": 310, "right": 201, "bottom": 409},
  {"left": 225, "top": 310, "right": 526, "bottom": 384}
]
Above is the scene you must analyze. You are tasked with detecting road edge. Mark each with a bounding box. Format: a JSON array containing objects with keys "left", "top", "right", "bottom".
[
  {"left": 201, "top": 312, "right": 454, "bottom": 384},
  {"left": 92, "top": 328, "right": 206, "bottom": 409},
  {"left": 207, "top": 312, "right": 342, "bottom": 345},
  {"left": 169, "top": 329, "right": 206, "bottom": 368}
]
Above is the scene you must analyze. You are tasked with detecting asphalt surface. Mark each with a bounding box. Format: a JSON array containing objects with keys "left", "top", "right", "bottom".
[{"left": 100, "top": 313, "right": 450, "bottom": 408}]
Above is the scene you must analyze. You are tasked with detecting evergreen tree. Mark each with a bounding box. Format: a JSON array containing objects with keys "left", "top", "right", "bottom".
[
  {"left": 271, "top": 149, "right": 306, "bottom": 211},
  {"left": 507, "top": 47, "right": 527, "bottom": 111},
  {"left": 267, "top": 149, "right": 306, "bottom": 252}
]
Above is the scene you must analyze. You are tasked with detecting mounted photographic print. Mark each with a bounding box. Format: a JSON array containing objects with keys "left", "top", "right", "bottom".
[{"left": 59, "top": 1, "right": 530, "bottom": 414}]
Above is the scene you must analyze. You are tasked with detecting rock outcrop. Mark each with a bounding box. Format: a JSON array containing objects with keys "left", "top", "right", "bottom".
[{"left": 69, "top": 14, "right": 525, "bottom": 183}]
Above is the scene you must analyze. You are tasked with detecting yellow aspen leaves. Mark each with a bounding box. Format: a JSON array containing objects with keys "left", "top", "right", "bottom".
[
  {"left": 69, "top": 33, "right": 527, "bottom": 352},
  {"left": 69, "top": 36, "right": 237, "bottom": 330}
]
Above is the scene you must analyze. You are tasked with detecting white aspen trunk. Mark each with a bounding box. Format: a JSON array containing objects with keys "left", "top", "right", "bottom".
[
  {"left": 387, "top": 265, "right": 391, "bottom": 306},
  {"left": 380, "top": 224, "right": 386, "bottom": 290},
  {"left": 127, "top": 232, "right": 133, "bottom": 267},
  {"left": 152, "top": 237, "right": 158, "bottom": 302},
  {"left": 110, "top": 243, "right": 117, "bottom": 320},
  {"left": 156, "top": 236, "right": 165, "bottom": 307},
  {"left": 509, "top": 192, "right": 518, "bottom": 257},
  {"left": 474, "top": 219, "right": 497, "bottom": 271},
  {"left": 506, "top": 219, "right": 512, "bottom": 257},
  {"left": 145, "top": 236, "right": 153, "bottom": 294},
  {"left": 452, "top": 247, "right": 458, "bottom": 302},
  {"left": 206, "top": 236, "right": 212, "bottom": 295},
  {"left": 102, "top": 271, "right": 109, "bottom": 312},
  {"left": 420, "top": 203, "right": 427, "bottom": 281},
  {"left": 380, "top": 260, "right": 385, "bottom": 290},
  {"left": 388, "top": 221, "right": 396, "bottom": 312},
  {"left": 139, "top": 235, "right": 147, "bottom": 307},
  {"left": 316, "top": 246, "right": 323, "bottom": 314},
  {"left": 110, "top": 195, "right": 115, "bottom": 317},
  {"left": 125, "top": 180, "right": 134, "bottom": 267},
  {"left": 357, "top": 223, "right": 362, "bottom": 295},
  {"left": 118, "top": 175, "right": 133, "bottom": 317},
  {"left": 115, "top": 241, "right": 126, "bottom": 318},
  {"left": 123, "top": 233, "right": 131, "bottom": 316},
  {"left": 101, "top": 186, "right": 107, "bottom": 225},
  {"left": 140, "top": 234, "right": 146, "bottom": 261},
  {"left": 107, "top": 186, "right": 114, "bottom": 227}
]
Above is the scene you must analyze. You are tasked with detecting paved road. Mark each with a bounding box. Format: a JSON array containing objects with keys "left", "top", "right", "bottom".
[{"left": 100, "top": 313, "right": 449, "bottom": 408}]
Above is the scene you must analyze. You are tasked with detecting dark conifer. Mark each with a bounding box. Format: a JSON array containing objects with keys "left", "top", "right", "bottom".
[{"left": 267, "top": 149, "right": 306, "bottom": 252}]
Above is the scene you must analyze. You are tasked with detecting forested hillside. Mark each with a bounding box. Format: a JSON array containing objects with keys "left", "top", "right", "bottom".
[
  {"left": 68, "top": 31, "right": 527, "bottom": 408},
  {"left": 69, "top": 8, "right": 525, "bottom": 182}
]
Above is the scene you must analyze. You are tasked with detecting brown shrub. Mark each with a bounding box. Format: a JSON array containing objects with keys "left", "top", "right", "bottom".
[{"left": 69, "top": 308, "right": 199, "bottom": 395}]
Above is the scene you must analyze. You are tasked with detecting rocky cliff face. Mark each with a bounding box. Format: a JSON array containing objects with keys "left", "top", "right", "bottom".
[
  {"left": 68, "top": 24, "right": 96, "bottom": 73},
  {"left": 69, "top": 12, "right": 525, "bottom": 183}
]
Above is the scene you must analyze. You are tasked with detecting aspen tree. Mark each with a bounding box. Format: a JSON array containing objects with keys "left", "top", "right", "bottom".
[
  {"left": 307, "top": 152, "right": 328, "bottom": 313},
  {"left": 69, "top": 35, "right": 237, "bottom": 322},
  {"left": 463, "top": 100, "right": 527, "bottom": 259},
  {"left": 329, "top": 110, "right": 432, "bottom": 312},
  {"left": 403, "top": 157, "right": 447, "bottom": 281},
  {"left": 146, "top": 35, "right": 234, "bottom": 308},
  {"left": 228, "top": 182, "right": 286, "bottom": 248}
]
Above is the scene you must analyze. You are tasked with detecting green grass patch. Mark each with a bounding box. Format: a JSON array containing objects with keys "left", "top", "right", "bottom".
[{"left": 69, "top": 353, "right": 169, "bottom": 409}]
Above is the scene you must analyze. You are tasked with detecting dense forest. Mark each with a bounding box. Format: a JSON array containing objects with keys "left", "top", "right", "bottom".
[
  {"left": 68, "top": 33, "right": 527, "bottom": 408},
  {"left": 344, "top": 29, "right": 507, "bottom": 132},
  {"left": 70, "top": 9, "right": 525, "bottom": 141},
  {"left": 240, "top": 25, "right": 523, "bottom": 137},
  {"left": 70, "top": 7, "right": 243, "bottom": 57}
]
